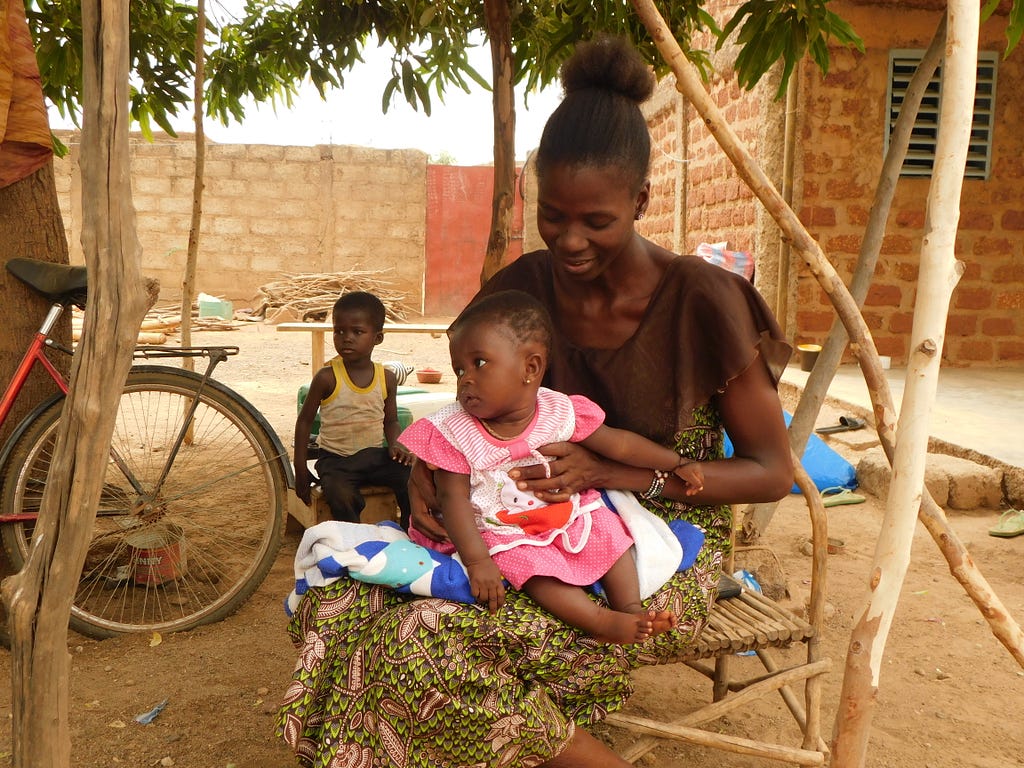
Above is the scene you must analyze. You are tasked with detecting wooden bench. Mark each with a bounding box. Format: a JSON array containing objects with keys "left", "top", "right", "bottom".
[
  {"left": 607, "top": 462, "right": 830, "bottom": 766},
  {"left": 277, "top": 321, "right": 449, "bottom": 371}
]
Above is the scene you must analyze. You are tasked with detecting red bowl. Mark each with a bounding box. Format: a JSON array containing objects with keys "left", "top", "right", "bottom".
[{"left": 416, "top": 370, "right": 442, "bottom": 384}]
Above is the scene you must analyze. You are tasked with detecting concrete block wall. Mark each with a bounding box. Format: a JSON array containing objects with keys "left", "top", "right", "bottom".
[{"left": 52, "top": 133, "right": 427, "bottom": 311}]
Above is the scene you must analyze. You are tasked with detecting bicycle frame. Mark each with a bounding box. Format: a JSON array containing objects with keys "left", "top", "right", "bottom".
[
  {"left": 0, "top": 302, "right": 70, "bottom": 427},
  {"left": 0, "top": 300, "right": 245, "bottom": 523}
]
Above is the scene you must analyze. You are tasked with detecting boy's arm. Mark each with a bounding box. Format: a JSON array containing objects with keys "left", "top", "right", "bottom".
[
  {"left": 382, "top": 367, "right": 411, "bottom": 464},
  {"left": 435, "top": 470, "right": 504, "bottom": 613},
  {"left": 293, "top": 368, "right": 332, "bottom": 505}
]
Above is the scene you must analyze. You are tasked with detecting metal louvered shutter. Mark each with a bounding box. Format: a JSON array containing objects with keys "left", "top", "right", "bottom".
[{"left": 887, "top": 49, "right": 997, "bottom": 180}]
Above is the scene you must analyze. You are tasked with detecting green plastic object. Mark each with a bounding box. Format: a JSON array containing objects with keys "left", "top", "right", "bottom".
[{"left": 297, "top": 384, "right": 321, "bottom": 436}]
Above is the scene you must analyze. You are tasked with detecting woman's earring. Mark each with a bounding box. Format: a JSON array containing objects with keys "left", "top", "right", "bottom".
[
  {"left": 524, "top": 378, "right": 531, "bottom": 384},
  {"left": 635, "top": 211, "right": 645, "bottom": 220}
]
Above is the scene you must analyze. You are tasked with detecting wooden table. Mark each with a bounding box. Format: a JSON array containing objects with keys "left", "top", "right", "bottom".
[{"left": 277, "top": 321, "right": 449, "bottom": 371}]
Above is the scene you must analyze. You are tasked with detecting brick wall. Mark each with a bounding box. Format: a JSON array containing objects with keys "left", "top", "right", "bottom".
[
  {"left": 642, "top": 14, "right": 785, "bottom": 318},
  {"left": 641, "top": 0, "right": 1024, "bottom": 366},
  {"left": 794, "top": 2, "right": 1024, "bottom": 365},
  {"left": 641, "top": 81, "right": 685, "bottom": 253},
  {"left": 53, "top": 133, "right": 428, "bottom": 311}
]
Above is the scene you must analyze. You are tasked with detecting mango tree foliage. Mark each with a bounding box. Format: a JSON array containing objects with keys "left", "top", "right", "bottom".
[{"left": 28, "top": 0, "right": 868, "bottom": 137}]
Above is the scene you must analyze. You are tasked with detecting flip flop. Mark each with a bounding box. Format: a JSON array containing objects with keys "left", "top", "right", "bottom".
[
  {"left": 988, "top": 509, "right": 1024, "bottom": 538},
  {"left": 821, "top": 487, "right": 866, "bottom": 507}
]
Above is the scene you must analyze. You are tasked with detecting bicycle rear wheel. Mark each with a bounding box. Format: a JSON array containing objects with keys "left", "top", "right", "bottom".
[{"left": 0, "top": 366, "right": 287, "bottom": 638}]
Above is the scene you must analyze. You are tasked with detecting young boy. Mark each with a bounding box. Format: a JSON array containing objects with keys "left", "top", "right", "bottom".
[{"left": 294, "top": 291, "right": 413, "bottom": 527}]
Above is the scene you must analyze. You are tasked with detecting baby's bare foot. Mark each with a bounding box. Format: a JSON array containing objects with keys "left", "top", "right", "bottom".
[
  {"left": 648, "top": 609, "right": 677, "bottom": 635},
  {"left": 589, "top": 609, "right": 655, "bottom": 645}
]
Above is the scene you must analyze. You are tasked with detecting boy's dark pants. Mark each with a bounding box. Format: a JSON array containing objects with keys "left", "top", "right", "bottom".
[{"left": 315, "top": 447, "right": 411, "bottom": 528}]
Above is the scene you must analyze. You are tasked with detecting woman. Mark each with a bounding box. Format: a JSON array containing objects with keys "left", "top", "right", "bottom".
[{"left": 279, "top": 36, "right": 792, "bottom": 767}]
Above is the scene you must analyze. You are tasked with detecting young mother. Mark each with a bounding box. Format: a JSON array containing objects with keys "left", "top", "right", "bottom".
[{"left": 279, "top": 36, "right": 792, "bottom": 767}]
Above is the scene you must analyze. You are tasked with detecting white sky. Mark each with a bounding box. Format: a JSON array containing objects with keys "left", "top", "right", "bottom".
[
  {"left": 203, "top": 42, "right": 563, "bottom": 164},
  {"left": 49, "top": 36, "right": 563, "bottom": 166}
]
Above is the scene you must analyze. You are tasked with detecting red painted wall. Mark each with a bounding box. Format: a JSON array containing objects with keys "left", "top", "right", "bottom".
[{"left": 424, "top": 165, "right": 524, "bottom": 316}]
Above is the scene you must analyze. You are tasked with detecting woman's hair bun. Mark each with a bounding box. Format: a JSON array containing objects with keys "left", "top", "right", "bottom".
[{"left": 561, "top": 35, "right": 655, "bottom": 105}]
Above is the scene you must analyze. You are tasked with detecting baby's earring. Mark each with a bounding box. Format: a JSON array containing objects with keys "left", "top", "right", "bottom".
[{"left": 524, "top": 377, "right": 531, "bottom": 384}]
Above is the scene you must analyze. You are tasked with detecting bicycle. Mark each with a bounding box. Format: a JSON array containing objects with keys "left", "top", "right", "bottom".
[{"left": 0, "top": 257, "right": 293, "bottom": 639}]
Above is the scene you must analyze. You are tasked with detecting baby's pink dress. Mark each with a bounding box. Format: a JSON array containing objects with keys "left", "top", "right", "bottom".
[{"left": 400, "top": 388, "right": 634, "bottom": 589}]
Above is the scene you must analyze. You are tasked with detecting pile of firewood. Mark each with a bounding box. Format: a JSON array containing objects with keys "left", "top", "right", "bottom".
[
  {"left": 70, "top": 303, "right": 241, "bottom": 345},
  {"left": 253, "top": 271, "right": 412, "bottom": 323},
  {"left": 72, "top": 308, "right": 182, "bottom": 345}
]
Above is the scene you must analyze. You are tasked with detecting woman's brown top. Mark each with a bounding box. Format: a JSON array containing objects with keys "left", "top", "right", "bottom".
[{"left": 481, "top": 250, "right": 791, "bottom": 445}]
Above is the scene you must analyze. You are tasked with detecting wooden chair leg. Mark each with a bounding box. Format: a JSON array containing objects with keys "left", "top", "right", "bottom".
[{"left": 713, "top": 654, "right": 731, "bottom": 701}]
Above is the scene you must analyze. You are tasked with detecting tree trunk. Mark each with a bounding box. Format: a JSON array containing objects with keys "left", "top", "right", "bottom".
[
  {"left": 0, "top": 166, "right": 70, "bottom": 451},
  {"left": 1, "top": 0, "right": 71, "bottom": 650},
  {"left": 0, "top": 0, "right": 70, "bottom": 449},
  {"left": 479, "top": 0, "right": 516, "bottom": 286},
  {"left": 6, "top": 0, "right": 150, "bottom": 764},
  {"left": 830, "top": 2, "right": 977, "bottom": 763},
  {"left": 178, "top": 0, "right": 206, "bottom": 363}
]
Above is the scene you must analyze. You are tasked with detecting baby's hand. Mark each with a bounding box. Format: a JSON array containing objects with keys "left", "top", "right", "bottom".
[
  {"left": 390, "top": 444, "right": 414, "bottom": 466},
  {"left": 674, "top": 460, "right": 705, "bottom": 497},
  {"left": 465, "top": 558, "right": 505, "bottom": 614}
]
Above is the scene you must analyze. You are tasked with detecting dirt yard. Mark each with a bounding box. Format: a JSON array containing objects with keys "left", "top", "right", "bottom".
[{"left": 1, "top": 321, "right": 1022, "bottom": 768}]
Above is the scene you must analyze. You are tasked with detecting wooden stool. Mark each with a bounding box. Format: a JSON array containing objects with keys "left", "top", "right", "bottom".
[{"left": 287, "top": 484, "right": 400, "bottom": 529}]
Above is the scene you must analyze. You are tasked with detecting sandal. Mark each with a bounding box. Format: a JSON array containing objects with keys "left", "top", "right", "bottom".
[
  {"left": 988, "top": 509, "right": 1024, "bottom": 538},
  {"left": 821, "top": 486, "right": 866, "bottom": 508}
]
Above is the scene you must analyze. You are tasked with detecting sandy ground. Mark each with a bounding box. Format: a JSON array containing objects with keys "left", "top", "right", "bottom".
[{"left": 1, "top": 321, "right": 1023, "bottom": 767}]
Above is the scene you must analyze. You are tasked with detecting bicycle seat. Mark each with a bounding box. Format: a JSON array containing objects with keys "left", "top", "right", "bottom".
[{"left": 6, "top": 257, "right": 88, "bottom": 307}]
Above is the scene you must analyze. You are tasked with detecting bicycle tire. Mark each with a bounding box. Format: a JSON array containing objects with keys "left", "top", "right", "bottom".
[{"left": 0, "top": 366, "right": 287, "bottom": 639}]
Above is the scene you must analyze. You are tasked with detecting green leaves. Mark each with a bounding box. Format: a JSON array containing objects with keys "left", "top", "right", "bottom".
[
  {"left": 35, "top": 0, "right": 1022, "bottom": 137},
  {"left": 984, "top": 0, "right": 1024, "bottom": 57},
  {"left": 27, "top": 0, "right": 199, "bottom": 132},
  {"left": 719, "top": 0, "right": 865, "bottom": 99}
]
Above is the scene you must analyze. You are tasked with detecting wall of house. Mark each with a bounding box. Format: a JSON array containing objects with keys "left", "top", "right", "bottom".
[
  {"left": 641, "top": 1, "right": 1024, "bottom": 366},
  {"left": 790, "top": 1, "right": 1024, "bottom": 364},
  {"left": 642, "top": 18, "right": 787, "bottom": 324},
  {"left": 52, "top": 133, "right": 428, "bottom": 312},
  {"left": 793, "top": 2, "right": 1024, "bottom": 365}
]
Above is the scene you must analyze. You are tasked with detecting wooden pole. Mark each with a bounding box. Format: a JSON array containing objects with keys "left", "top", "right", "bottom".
[
  {"left": 831, "top": 2, "right": 977, "bottom": 763},
  {"left": 5, "top": 1, "right": 150, "bottom": 764},
  {"left": 627, "top": 0, "right": 1024, "bottom": 671}
]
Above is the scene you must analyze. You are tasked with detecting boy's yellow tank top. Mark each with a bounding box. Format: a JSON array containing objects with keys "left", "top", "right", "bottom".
[{"left": 316, "top": 359, "right": 388, "bottom": 457}]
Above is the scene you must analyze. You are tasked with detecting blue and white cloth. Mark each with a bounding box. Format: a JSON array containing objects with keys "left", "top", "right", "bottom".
[{"left": 285, "top": 489, "right": 706, "bottom": 616}]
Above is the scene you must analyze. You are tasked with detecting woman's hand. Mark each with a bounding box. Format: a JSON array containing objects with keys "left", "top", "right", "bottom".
[
  {"left": 507, "top": 442, "right": 607, "bottom": 502},
  {"left": 408, "top": 459, "right": 449, "bottom": 541}
]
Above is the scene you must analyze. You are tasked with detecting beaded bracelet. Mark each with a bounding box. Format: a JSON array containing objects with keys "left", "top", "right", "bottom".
[{"left": 640, "top": 469, "right": 670, "bottom": 500}]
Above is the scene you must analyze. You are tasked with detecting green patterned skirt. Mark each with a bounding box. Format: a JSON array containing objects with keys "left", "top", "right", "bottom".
[{"left": 279, "top": 416, "right": 731, "bottom": 767}]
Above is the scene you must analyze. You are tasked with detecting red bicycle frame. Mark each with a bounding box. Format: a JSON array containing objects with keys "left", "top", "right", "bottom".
[
  {"left": 0, "top": 302, "right": 71, "bottom": 522},
  {"left": 0, "top": 302, "right": 70, "bottom": 427}
]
